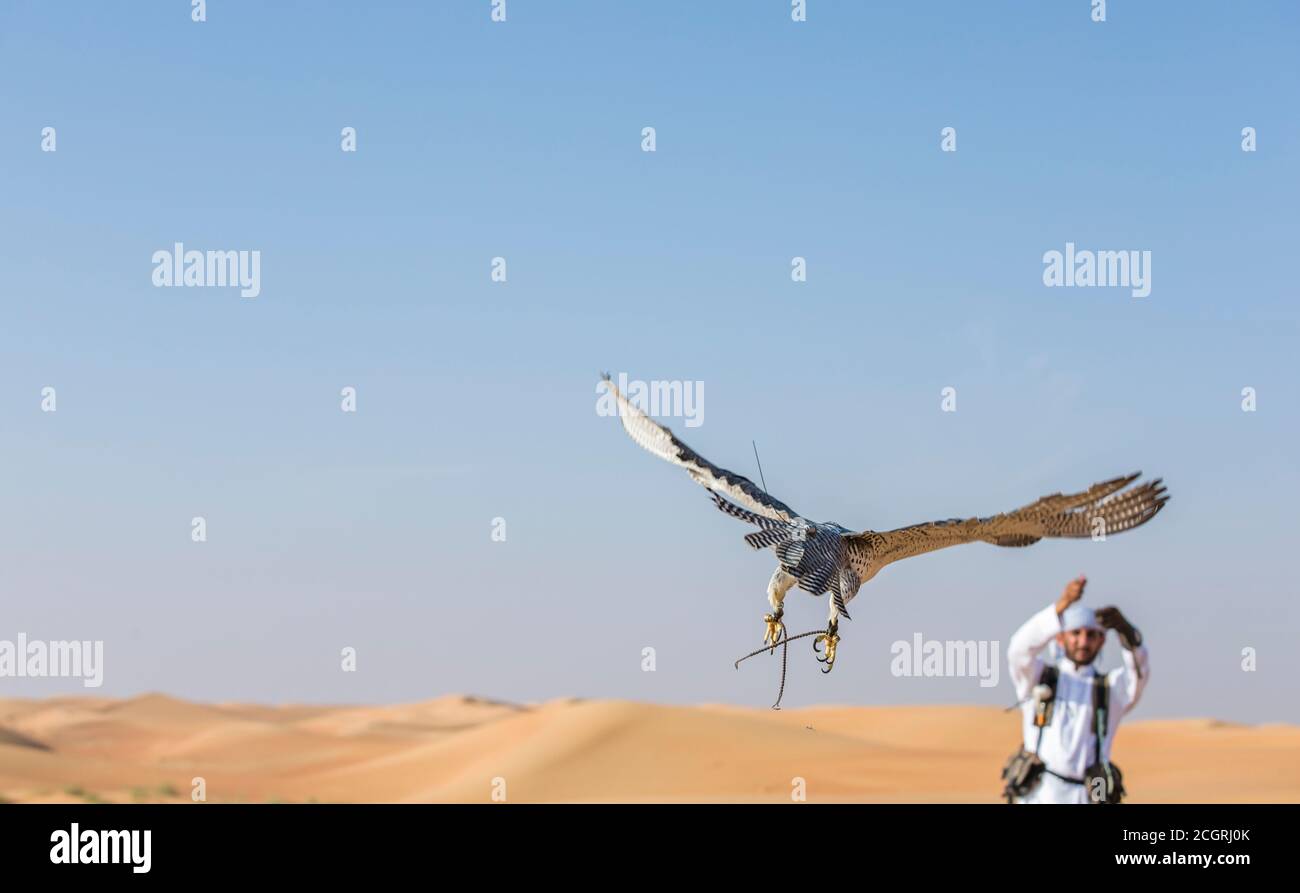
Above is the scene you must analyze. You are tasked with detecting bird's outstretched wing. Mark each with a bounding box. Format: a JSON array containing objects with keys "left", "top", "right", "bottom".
[
  {"left": 847, "top": 473, "right": 1169, "bottom": 572},
  {"left": 600, "top": 372, "right": 802, "bottom": 523}
]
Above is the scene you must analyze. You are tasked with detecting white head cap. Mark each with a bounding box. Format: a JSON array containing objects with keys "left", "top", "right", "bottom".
[{"left": 1060, "top": 602, "right": 1103, "bottom": 633}]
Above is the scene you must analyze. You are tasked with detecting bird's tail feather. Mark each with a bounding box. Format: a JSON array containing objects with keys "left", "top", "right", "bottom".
[{"left": 744, "top": 528, "right": 792, "bottom": 549}]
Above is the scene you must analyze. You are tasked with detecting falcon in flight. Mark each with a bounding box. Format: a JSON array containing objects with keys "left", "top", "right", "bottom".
[{"left": 600, "top": 373, "right": 1169, "bottom": 672}]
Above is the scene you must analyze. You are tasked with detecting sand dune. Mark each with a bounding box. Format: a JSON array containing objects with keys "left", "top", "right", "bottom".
[{"left": 1, "top": 694, "right": 1297, "bottom": 803}]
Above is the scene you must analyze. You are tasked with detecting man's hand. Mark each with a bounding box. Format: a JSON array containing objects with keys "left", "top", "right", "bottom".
[
  {"left": 1097, "top": 605, "right": 1142, "bottom": 649},
  {"left": 1055, "top": 575, "right": 1087, "bottom": 616}
]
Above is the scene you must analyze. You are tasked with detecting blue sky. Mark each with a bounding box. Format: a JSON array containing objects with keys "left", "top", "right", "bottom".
[{"left": 1, "top": 1, "right": 1297, "bottom": 722}]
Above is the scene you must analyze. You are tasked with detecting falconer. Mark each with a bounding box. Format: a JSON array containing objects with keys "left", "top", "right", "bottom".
[{"left": 1002, "top": 575, "right": 1150, "bottom": 804}]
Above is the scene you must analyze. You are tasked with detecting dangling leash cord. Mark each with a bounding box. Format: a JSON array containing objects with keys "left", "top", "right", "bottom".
[{"left": 733, "top": 622, "right": 827, "bottom": 710}]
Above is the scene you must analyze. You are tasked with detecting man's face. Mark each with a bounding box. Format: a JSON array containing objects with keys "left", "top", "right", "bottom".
[{"left": 1057, "top": 627, "right": 1105, "bottom": 666}]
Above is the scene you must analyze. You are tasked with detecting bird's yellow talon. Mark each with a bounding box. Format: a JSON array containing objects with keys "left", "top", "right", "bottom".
[
  {"left": 813, "top": 633, "right": 840, "bottom": 672},
  {"left": 763, "top": 613, "right": 784, "bottom": 646}
]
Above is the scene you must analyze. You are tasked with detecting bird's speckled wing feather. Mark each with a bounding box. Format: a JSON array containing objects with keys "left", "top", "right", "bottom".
[
  {"left": 846, "top": 473, "right": 1168, "bottom": 573},
  {"left": 600, "top": 373, "right": 802, "bottom": 523}
]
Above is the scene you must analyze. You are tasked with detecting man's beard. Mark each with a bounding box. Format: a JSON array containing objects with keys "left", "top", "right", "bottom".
[{"left": 1068, "top": 648, "right": 1099, "bottom": 667}]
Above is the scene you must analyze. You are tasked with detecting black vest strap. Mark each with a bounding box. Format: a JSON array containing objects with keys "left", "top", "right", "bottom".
[
  {"left": 1092, "top": 673, "right": 1110, "bottom": 767},
  {"left": 1032, "top": 667, "right": 1111, "bottom": 779}
]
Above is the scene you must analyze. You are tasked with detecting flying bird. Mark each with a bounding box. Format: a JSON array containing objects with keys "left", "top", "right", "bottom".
[{"left": 600, "top": 373, "right": 1169, "bottom": 671}]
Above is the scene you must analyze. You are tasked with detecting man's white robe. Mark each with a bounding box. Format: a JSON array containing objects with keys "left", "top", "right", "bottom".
[{"left": 1007, "top": 602, "right": 1150, "bottom": 804}]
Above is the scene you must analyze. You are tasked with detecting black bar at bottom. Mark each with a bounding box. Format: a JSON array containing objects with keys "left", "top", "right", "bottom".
[{"left": 1, "top": 803, "right": 1283, "bottom": 879}]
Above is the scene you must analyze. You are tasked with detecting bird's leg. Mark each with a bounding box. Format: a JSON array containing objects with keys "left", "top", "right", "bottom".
[
  {"left": 763, "top": 609, "right": 784, "bottom": 646},
  {"left": 814, "top": 618, "right": 841, "bottom": 674},
  {"left": 764, "top": 569, "right": 796, "bottom": 647}
]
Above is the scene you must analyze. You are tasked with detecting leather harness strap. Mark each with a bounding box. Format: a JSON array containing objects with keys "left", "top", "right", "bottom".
[{"left": 1034, "top": 668, "right": 1110, "bottom": 786}]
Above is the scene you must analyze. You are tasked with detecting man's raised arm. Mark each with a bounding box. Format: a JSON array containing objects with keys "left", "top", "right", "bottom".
[
  {"left": 1007, "top": 576, "right": 1084, "bottom": 701},
  {"left": 1098, "top": 606, "right": 1151, "bottom": 716}
]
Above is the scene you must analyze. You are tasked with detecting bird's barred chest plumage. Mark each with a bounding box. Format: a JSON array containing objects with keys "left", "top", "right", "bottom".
[
  {"left": 778, "top": 521, "right": 876, "bottom": 606},
  {"left": 706, "top": 489, "right": 879, "bottom": 607}
]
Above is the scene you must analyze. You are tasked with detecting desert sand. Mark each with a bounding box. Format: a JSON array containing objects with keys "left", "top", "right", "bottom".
[{"left": 1, "top": 694, "right": 1296, "bottom": 803}]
